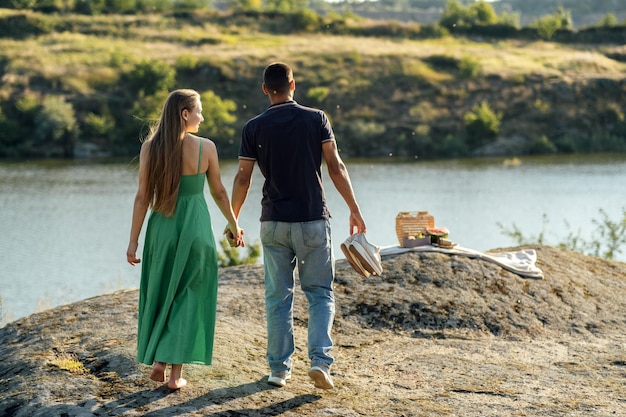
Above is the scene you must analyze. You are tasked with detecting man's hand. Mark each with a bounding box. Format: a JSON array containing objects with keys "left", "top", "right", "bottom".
[{"left": 224, "top": 224, "right": 245, "bottom": 247}]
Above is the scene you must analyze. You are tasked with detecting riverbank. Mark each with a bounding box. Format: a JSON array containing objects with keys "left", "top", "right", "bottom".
[{"left": 1, "top": 245, "right": 625, "bottom": 416}]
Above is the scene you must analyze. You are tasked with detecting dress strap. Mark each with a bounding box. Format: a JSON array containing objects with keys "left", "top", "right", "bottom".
[{"left": 197, "top": 139, "right": 203, "bottom": 174}]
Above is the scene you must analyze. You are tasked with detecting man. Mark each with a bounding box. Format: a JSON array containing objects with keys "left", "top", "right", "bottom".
[{"left": 231, "top": 62, "right": 366, "bottom": 390}]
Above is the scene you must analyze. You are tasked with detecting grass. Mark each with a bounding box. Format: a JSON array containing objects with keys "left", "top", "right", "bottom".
[
  {"left": 2, "top": 11, "right": 626, "bottom": 88},
  {"left": 48, "top": 352, "right": 86, "bottom": 374}
]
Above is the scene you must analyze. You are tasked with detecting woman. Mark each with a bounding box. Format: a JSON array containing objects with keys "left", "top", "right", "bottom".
[{"left": 126, "top": 89, "right": 243, "bottom": 390}]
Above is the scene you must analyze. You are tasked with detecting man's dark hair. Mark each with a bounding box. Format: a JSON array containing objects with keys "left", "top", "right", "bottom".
[{"left": 263, "top": 62, "right": 293, "bottom": 95}]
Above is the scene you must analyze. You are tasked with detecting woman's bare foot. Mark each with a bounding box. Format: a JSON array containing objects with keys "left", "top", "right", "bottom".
[
  {"left": 167, "top": 377, "right": 187, "bottom": 390},
  {"left": 167, "top": 364, "right": 186, "bottom": 390},
  {"left": 149, "top": 362, "right": 166, "bottom": 382}
]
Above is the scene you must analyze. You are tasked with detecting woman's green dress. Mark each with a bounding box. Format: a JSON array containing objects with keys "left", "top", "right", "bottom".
[{"left": 137, "top": 141, "right": 218, "bottom": 365}]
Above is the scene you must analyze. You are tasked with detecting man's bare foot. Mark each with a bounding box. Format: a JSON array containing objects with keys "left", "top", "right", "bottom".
[
  {"left": 149, "top": 362, "right": 166, "bottom": 382},
  {"left": 167, "top": 378, "right": 187, "bottom": 390}
]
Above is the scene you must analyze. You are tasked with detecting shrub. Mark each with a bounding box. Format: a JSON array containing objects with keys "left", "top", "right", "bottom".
[
  {"left": 531, "top": 7, "right": 572, "bottom": 40},
  {"left": 126, "top": 59, "right": 175, "bottom": 97},
  {"left": 459, "top": 56, "right": 481, "bottom": 78},
  {"left": 82, "top": 112, "right": 115, "bottom": 138},
  {"left": 198, "top": 89, "right": 237, "bottom": 145},
  {"left": 288, "top": 9, "right": 320, "bottom": 32},
  {"left": 306, "top": 86, "right": 329, "bottom": 104},
  {"left": 217, "top": 237, "right": 261, "bottom": 267},
  {"left": 175, "top": 53, "right": 199, "bottom": 72},
  {"left": 597, "top": 13, "right": 617, "bottom": 27},
  {"left": 526, "top": 135, "right": 557, "bottom": 154},
  {"left": 34, "top": 96, "right": 79, "bottom": 157},
  {"left": 0, "top": 13, "right": 53, "bottom": 39},
  {"left": 498, "top": 208, "right": 626, "bottom": 260},
  {"left": 439, "top": 0, "right": 470, "bottom": 30},
  {"left": 463, "top": 100, "right": 502, "bottom": 149}
]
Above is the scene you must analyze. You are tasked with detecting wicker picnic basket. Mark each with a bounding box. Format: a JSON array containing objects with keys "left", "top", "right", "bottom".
[{"left": 395, "top": 211, "right": 435, "bottom": 246}]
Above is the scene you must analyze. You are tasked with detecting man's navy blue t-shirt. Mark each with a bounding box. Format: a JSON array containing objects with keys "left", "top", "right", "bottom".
[{"left": 239, "top": 100, "right": 334, "bottom": 222}]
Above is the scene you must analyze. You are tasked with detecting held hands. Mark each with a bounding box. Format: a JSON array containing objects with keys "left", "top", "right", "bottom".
[{"left": 224, "top": 223, "right": 245, "bottom": 247}]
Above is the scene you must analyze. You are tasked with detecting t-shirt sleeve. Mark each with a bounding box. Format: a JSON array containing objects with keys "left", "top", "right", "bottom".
[
  {"left": 320, "top": 111, "right": 335, "bottom": 144},
  {"left": 239, "top": 121, "right": 257, "bottom": 160}
]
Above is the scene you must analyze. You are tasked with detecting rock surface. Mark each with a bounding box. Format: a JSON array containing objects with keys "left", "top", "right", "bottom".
[{"left": 1, "top": 245, "right": 625, "bottom": 416}]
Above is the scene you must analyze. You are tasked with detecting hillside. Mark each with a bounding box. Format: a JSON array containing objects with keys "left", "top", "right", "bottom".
[
  {"left": 1, "top": 245, "right": 625, "bottom": 416},
  {"left": 336, "top": 0, "right": 626, "bottom": 28},
  {"left": 1, "top": 9, "right": 626, "bottom": 160}
]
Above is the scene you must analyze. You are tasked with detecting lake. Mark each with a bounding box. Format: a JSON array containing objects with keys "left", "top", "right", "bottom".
[{"left": 1, "top": 154, "right": 625, "bottom": 324}]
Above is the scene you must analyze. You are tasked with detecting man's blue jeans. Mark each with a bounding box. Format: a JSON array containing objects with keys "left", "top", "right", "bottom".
[{"left": 260, "top": 219, "right": 335, "bottom": 374}]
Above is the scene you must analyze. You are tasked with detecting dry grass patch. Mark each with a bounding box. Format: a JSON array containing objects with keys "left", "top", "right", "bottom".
[{"left": 48, "top": 352, "right": 86, "bottom": 374}]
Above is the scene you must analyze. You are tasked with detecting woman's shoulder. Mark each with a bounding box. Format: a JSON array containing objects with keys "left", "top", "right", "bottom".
[
  {"left": 187, "top": 133, "right": 215, "bottom": 146},
  {"left": 139, "top": 139, "right": 152, "bottom": 154}
]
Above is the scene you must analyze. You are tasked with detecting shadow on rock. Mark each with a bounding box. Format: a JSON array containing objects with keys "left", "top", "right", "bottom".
[{"left": 97, "top": 377, "right": 320, "bottom": 416}]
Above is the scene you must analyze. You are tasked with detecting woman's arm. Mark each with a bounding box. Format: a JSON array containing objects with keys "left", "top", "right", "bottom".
[
  {"left": 204, "top": 139, "right": 244, "bottom": 246},
  {"left": 127, "top": 141, "right": 151, "bottom": 265}
]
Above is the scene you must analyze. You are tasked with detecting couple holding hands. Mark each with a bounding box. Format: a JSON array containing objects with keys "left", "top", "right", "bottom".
[{"left": 126, "top": 62, "right": 366, "bottom": 390}]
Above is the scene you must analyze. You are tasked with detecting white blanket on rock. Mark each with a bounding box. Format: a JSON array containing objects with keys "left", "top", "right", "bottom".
[{"left": 379, "top": 245, "right": 544, "bottom": 279}]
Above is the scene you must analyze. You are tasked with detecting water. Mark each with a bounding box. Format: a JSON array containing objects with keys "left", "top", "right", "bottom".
[{"left": 1, "top": 154, "right": 625, "bottom": 323}]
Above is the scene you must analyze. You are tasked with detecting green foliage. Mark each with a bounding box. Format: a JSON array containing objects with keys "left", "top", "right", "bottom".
[
  {"left": 228, "top": 0, "right": 262, "bottom": 12},
  {"left": 217, "top": 237, "right": 261, "bottom": 267},
  {"left": 498, "top": 11, "right": 520, "bottom": 28},
  {"left": 288, "top": 8, "right": 320, "bottom": 32},
  {"left": 306, "top": 86, "right": 329, "bottom": 104},
  {"left": 74, "top": 0, "right": 106, "bottom": 15},
  {"left": 458, "top": 55, "right": 481, "bottom": 78},
  {"left": 597, "top": 13, "right": 617, "bottom": 27},
  {"left": 264, "top": 0, "right": 306, "bottom": 13},
  {"left": 0, "top": 13, "right": 53, "bottom": 39},
  {"left": 531, "top": 7, "right": 572, "bottom": 40},
  {"left": 1, "top": 9, "right": 626, "bottom": 161},
  {"left": 339, "top": 119, "right": 386, "bottom": 157},
  {"left": 10, "top": 0, "right": 36, "bottom": 9},
  {"left": 525, "top": 135, "right": 557, "bottom": 155},
  {"left": 439, "top": 0, "right": 468, "bottom": 30},
  {"left": 34, "top": 96, "right": 79, "bottom": 157},
  {"left": 105, "top": 0, "right": 137, "bottom": 14},
  {"left": 16, "top": 92, "right": 40, "bottom": 113},
  {"left": 82, "top": 112, "right": 115, "bottom": 138},
  {"left": 126, "top": 59, "right": 175, "bottom": 97},
  {"left": 440, "top": 0, "right": 498, "bottom": 30},
  {"left": 198, "top": 89, "right": 237, "bottom": 143},
  {"left": 470, "top": 0, "right": 498, "bottom": 26},
  {"left": 173, "top": 0, "right": 210, "bottom": 13},
  {"left": 463, "top": 101, "right": 502, "bottom": 149},
  {"left": 498, "top": 208, "right": 626, "bottom": 260},
  {"left": 175, "top": 53, "right": 199, "bottom": 72}
]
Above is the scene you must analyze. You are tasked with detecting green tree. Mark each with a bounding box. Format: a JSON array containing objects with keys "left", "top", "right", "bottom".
[
  {"left": 198, "top": 90, "right": 237, "bottom": 145},
  {"left": 463, "top": 100, "right": 502, "bottom": 150},
  {"left": 439, "top": 0, "right": 469, "bottom": 30},
  {"left": 468, "top": 0, "right": 498, "bottom": 26},
  {"left": 127, "top": 59, "right": 175, "bottom": 97},
  {"left": 34, "top": 96, "right": 79, "bottom": 158},
  {"left": 597, "top": 13, "right": 617, "bottom": 27},
  {"left": 531, "top": 7, "right": 572, "bottom": 40}
]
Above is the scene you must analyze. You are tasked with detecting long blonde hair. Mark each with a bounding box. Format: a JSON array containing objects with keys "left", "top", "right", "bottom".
[{"left": 142, "top": 89, "right": 200, "bottom": 217}]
